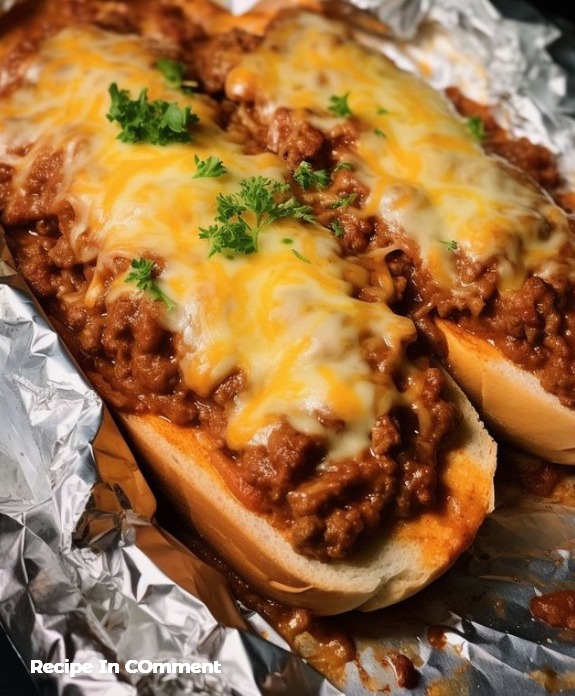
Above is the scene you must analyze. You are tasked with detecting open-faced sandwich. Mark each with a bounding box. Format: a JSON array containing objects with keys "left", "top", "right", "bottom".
[{"left": 16, "top": 0, "right": 575, "bottom": 615}]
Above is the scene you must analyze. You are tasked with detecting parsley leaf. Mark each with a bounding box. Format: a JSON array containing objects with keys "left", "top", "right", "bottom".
[
  {"left": 106, "top": 83, "right": 199, "bottom": 145},
  {"left": 199, "top": 176, "right": 314, "bottom": 258},
  {"left": 200, "top": 219, "right": 255, "bottom": 257},
  {"left": 333, "top": 161, "right": 354, "bottom": 173},
  {"left": 125, "top": 258, "right": 175, "bottom": 309},
  {"left": 440, "top": 239, "right": 458, "bottom": 251},
  {"left": 329, "top": 193, "right": 357, "bottom": 209},
  {"left": 193, "top": 154, "right": 228, "bottom": 178},
  {"left": 154, "top": 58, "right": 197, "bottom": 94},
  {"left": 328, "top": 92, "right": 353, "bottom": 118},
  {"left": 292, "top": 249, "right": 311, "bottom": 263},
  {"left": 374, "top": 128, "right": 386, "bottom": 138},
  {"left": 293, "top": 161, "right": 330, "bottom": 189},
  {"left": 467, "top": 116, "right": 486, "bottom": 143},
  {"left": 329, "top": 219, "right": 346, "bottom": 238},
  {"left": 376, "top": 106, "right": 389, "bottom": 115}
]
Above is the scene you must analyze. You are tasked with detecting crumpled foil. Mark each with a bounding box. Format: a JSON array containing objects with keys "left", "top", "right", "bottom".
[
  {"left": 331, "top": 489, "right": 575, "bottom": 694},
  {"left": 1, "top": 0, "right": 575, "bottom": 695},
  {"left": 353, "top": 0, "right": 575, "bottom": 182}
]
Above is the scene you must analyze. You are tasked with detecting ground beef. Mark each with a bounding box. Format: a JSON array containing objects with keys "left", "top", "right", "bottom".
[
  {"left": 69, "top": 0, "right": 205, "bottom": 46},
  {"left": 1, "top": 149, "right": 67, "bottom": 225},
  {"left": 267, "top": 107, "right": 328, "bottom": 167},
  {"left": 445, "top": 87, "right": 564, "bottom": 195},
  {"left": 392, "top": 363, "right": 456, "bottom": 516},
  {"left": 187, "top": 29, "right": 261, "bottom": 94},
  {"left": 457, "top": 275, "right": 575, "bottom": 408},
  {"left": 69, "top": 0, "right": 139, "bottom": 35},
  {"left": 287, "top": 453, "right": 398, "bottom": 559}
]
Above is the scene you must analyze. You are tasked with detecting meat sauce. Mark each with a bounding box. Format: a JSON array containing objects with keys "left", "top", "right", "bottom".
[
  {"left": 0, "top": 3, "right": 456, "bottom": 563},
  {"left": 447, "top": 89, "right": 575, "bottom": 409},
  {"left": 530, "top": 590, "right": 575, "bottom": 631}
]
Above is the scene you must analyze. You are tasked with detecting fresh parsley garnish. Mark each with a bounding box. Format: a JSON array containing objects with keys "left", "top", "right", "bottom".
[
  {"left": 467, "top": 116, "right": 486, "bottom": 143},
  {"left": 281, "top": 238, "right": 294, "bottom": 245},
  {"left": 333, "top": 161, "right": 354, "bottom": 172},
  {"left": 154, "top": 58, "right": 197, "bottom": 94},
  {"left": 328, "top": 92, "right": 353, "bottom": 118},
  {"left": 293, "top": 161, "right": 330, "bottom": 189},
  {"left": 125, "top": 258, "right": 175, "bottom": 309},
  {"left": 198, "top": 176, "right": 314, "bottom": 258},
  {"left": 199, "top": 220, "right": 256, "bottom": 257},
  {"left": 374, "top": 128, "right": 386, "bottom": 138},
  {"left": 376, "top": 106, "right": 389, "bottom": 115},
  {"left": 440, "top": 239, "right": 458, "bottom": 251},
  {"left": 292, "top": 249, "right": 311, "bottom": 263},
  {"left": 193, "top": 155, "right": 228, "bottom": 178},
  {"left": 329, "top": 220, "right": 346, "bottom": 238},
  {"left": 106, "top": 83, "right": 199, "bottom": 145},
  {"left": 329, "top": 193, "right": 357, "bottom": 209}
]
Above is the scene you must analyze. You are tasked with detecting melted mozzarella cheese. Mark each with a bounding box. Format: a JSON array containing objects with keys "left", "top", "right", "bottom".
[
  {"left": 226, "top": 12, "right": 574, "bottom": 292},
  {"left": 0, "top": 25, "right": 418, "bottom": 458}
]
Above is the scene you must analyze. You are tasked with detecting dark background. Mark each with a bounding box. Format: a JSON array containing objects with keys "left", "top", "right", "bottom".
[{"left": 0, "top": 0, "right": 573, "bottom": 695}]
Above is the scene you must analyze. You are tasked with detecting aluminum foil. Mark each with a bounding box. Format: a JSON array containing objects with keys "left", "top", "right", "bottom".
[
  {"left": 1, "top": 1, "right": 575, "bottom": 695},
  {"left": 352, "top": 0, "right": 575, "bottom": 182},
  {"left": 335, "top": 483, "right": 575, "bottom": 694}
]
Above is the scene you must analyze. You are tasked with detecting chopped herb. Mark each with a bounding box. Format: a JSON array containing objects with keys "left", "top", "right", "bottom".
[
  {"left": 376, "top": 106, "right": 389, "bottom": 115},
  {"left": 329, "top": 219, "right": 346, "bottom": 238},
  {"left": 328, "top": 92, "right": 353, "bottom": 118},
  {"left": 293, "top": 161, "right": 331, "bottom": 189},
  {"left": 292, "top": 249, "right": 311, "bottom": 263},
  {"left": 192, "top": 154, "right": 228, "bottom": 178},
  {"left": 154, "top": 58, "right": 197, "bottom": 94},
  {"left": 281, "top": 238, "right": 294, "bottom": 245},
  {"left": 333, "top": 161, "right": 354, "bottom": 172},
  {"left": 106, "top": 83, "right": 199, "bottom": 145},
  {"left": 125, "top": 258, "right": 175, "bottom": 309},
  {"left": 440, "top": 239, "right": 458, "bottom": 251},
  {"left": 467, "top": 116, "right": 486, "bottom": 143},
  {"left": 200, "top": 220, "right": 256, "bottom": 256},
  {"left": 374, "top": 128, "right": 386, "bottom": 138},
  {"left": 329, "top": 193, "right": 357, "bottom": 209},
  {"left": 201, "top": 220, "right": 256, "bottom": 256},
  {"left": 199, "top": 176, "right": 314, "bottom": 257}
]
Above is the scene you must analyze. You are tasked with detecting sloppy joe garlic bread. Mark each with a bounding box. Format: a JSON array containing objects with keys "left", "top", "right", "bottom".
[
  {"left": 0, "top": 0, "right": 499, "bottom": 613},
  {"left": 121, "top": 372, "right": 495, "bottom": 614},
  {"left": 221, "top": 9, "right": 575, "bottom": 463}
]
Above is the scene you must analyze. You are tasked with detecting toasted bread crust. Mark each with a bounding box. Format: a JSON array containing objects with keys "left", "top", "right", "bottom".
[
  {"left": 436, "top": 319, "right": 575, "bottom": 465},
  {"left": 119, "top": 375, "right": 496, "bottom": 615}
]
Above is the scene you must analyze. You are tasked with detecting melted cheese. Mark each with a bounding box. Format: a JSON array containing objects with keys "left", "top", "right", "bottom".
[
  {"left": 0, "top": 25, "right": 418, "bottom": 458},
  {"left": 226, "top": 12, "right": 574, "bottom": 292}
]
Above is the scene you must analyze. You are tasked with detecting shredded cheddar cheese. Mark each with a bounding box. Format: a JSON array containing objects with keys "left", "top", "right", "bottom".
[
  {"left": 0, "top": 25, "right": 418, "bottom": 458},
  {"left": 226, "top": 12, "right": 574, "bottom": 293}
]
